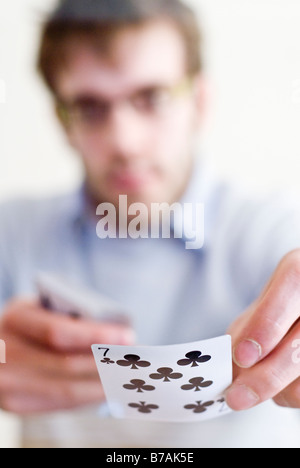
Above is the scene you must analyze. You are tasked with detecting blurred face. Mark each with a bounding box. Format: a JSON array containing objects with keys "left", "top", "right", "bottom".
[{"left": 55, "top": 21, "right": 204, "bottom": 208}]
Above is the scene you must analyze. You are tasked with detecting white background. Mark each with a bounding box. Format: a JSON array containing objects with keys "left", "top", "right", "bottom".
[{"left": 1, "top": 0, "right": 300, "bottom": 447}]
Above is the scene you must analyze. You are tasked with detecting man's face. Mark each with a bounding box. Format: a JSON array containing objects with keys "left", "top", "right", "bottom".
[{"left": 55, "top": 21, "right": 204, "bottom": 207}]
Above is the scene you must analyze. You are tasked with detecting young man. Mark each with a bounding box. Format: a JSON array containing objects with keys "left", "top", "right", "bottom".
[{"left": 0, "top": 0, "right": 300, "bottom": 448}]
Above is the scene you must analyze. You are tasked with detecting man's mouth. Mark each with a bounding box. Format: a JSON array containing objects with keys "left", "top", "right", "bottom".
[{"left": 108, "top": 168, "right": 158, "bottom": 191}]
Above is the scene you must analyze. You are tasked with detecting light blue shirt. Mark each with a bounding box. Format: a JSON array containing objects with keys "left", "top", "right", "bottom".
[{"left": 1, "top": 159, "right": 300, "bottom": 447}]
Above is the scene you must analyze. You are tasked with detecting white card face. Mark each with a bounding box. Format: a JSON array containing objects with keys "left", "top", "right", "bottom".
[{"left": 92, "top": 335, "right": 232, "bottom": 423}]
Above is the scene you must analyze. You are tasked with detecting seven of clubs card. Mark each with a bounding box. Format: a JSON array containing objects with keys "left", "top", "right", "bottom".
[{"left": 92, "top": 335, "right": 232, "bottom": 422}]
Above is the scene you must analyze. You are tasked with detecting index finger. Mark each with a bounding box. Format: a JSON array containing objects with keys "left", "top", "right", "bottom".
[
  {"left": 232, "top": 250, "right": 300, "bottom": 369},
  {"left": 3, "top": 299, "right": 135, "bottom": 352}
]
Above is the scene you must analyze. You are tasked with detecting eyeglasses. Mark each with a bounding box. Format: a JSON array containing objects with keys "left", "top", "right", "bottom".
[{"left": 56, "top": 77, "right": 193, "bottom": 130}]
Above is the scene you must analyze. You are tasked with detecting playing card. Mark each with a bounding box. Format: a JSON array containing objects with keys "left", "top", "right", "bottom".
[
  {"left": 92, "top": 335, "right": 232, "bottom": 422},
  {"left": 36, "top": 272, "right": 130, "bottom": 325}
]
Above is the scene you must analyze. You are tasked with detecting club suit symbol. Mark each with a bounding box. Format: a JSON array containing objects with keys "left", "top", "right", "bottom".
[
  {"left": 149, "top": 367, "right": 183, "bottom": 382},
  {"left": 101, "top": 357, "right": 115, "bottom": 365},
  {"left": 128, "top": 401, "right": 159, "bottom": 414},
  {"left": 117, "top": 354, "right": 151, "bottom": 370},
  {"left": 177, "top": 351, "right": 211, "bottom": 367},
  {"left": 123, "top": 379, "right": 156, "bottom": 393},
  {"left": 184, "top": 400, "right": 214, "bottom": 414},
  {"left": 181, "top": 377, "right": 213, "bottom": 392}
]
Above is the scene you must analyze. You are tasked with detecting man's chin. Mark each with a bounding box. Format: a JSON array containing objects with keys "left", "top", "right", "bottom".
[
  {"left": 95, "top": 181, "right": 168, "bottom": 207},
  {"left": 111, "top": 192, "right": 163, "bottom": 207},
  {"left": 94, "top": 188, "right": 171, "bottom": 209}
]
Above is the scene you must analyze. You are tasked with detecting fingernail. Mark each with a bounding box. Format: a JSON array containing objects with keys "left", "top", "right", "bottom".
[
  {"left": 226, "top": 383, "right": 260, "bottom": 411},
  {"left": 233, "top": 339, "right": 262, "bottom": 368},
  {"left": 275, "top": 393, "right": 291, "bottom": 408}
]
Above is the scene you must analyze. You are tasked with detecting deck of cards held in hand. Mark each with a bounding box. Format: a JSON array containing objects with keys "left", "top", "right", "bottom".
[
  {"left": 92, "top": 336, "right": 233, "bottom": 422},
  {"left": 36, "top": 272, "right": 130, "bottom": 325}
]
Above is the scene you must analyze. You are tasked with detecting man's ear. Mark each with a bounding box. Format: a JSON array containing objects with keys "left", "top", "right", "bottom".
[
  {"left": 55, "top": 102, "right": 77, "bottom": 148},
  {"left": 191, "top": 74, "right": 212, "bottom": 132}
]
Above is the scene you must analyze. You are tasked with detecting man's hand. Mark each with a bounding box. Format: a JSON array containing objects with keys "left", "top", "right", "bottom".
[
  {"left": 0, "top": 299, "right": 135, "bottom": 414},
  {"left": 226, "top": 250, "right": 300, "bottom": 411}
]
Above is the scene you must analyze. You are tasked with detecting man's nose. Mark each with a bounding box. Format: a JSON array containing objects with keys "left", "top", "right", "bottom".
[{"left": 106, "top": 104, "right": 150, "bottom": 159}]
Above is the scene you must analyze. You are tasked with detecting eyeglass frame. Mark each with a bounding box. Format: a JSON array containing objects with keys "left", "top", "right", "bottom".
[{"left": 56, "top": 76, "right": 195, "bottom": 131}]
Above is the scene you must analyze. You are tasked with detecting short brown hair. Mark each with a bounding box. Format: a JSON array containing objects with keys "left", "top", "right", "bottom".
[{"left": 37, "top": 0, "right": 203, "bottom": 94}]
